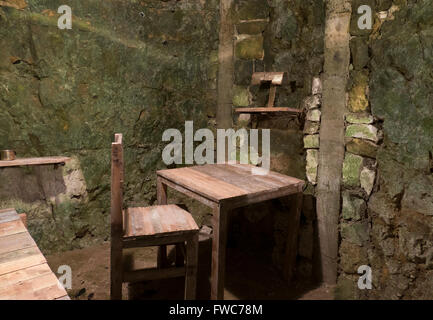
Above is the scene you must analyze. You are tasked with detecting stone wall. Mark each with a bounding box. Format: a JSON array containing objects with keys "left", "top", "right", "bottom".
[
  {"left": 2, "top": 0, "right": 431, "bottom": 299},
  {"left": 336, "top": 0, "right": 433, "bottom": 299},
  {"left": 0, "top": 0, "right": 220, "bottom": 253}
]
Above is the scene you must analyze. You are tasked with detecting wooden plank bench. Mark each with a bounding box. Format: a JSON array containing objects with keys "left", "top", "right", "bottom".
[
  {"left": 0, "top": 156, "right": 70, "bottom": 168},
  {"left": 0, "top": 208, "right": 69, "bottom": 300}
]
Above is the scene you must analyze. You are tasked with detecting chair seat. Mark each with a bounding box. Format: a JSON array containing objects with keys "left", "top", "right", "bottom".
[{"left": 123, "top": 205, "right": 199, "bottom": 238}]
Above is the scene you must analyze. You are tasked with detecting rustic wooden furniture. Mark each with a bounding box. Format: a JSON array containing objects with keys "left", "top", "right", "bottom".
[
  {"left": 0, "top": 156, "right": 70, "bottom": 168},
  {"left": 235, "top": 72, "right": 303, "bottom": 115},
  {"left": 110, "top": 134, "right": 199, "bottom": 300},
  {"left": 0, "top": 208, "right": 69, "bottom": 300},
  {"left": 157, "top": 164, "right": 304, "bottom": 300}
]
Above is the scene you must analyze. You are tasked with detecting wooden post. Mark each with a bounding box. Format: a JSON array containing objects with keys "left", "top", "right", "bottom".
[{"left": 316, "top": 1, "right": 351, "bottom": 284}]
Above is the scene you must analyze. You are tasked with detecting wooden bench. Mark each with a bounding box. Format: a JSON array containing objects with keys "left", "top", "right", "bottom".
[{"left": 0, "top": 208, "right": 69, "bottom": 300}]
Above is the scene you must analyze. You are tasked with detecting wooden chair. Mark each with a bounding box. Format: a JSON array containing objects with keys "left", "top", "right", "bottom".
[{"left": 110, "top": 133, "right": 199, "bottom": 300}]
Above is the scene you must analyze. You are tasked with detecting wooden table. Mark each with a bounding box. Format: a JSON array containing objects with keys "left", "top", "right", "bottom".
[
  {"left": 156, "top": 163, "right": 304, "bottom": 300},
  {"left": 0, "top": 209, "right": 69, "bottom": 300}
]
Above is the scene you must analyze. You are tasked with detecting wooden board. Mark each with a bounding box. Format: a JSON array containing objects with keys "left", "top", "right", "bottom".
[
  {"left": 124, "top": 205, "right": 199, "bottom": 238},
  {"left": 0, "top": 156, "right": 70, "bottom": 168},
  {"left": 235, "top": 107, "right": 302, "bottom": 113},
  {"left": 251, "top": 72, "right": 284, "bottom": 85},
  {"left": 0, "top": 209, "right": 69, "bottom": 300},
  {"left": 0, "top": 247, "right": 47, "bottom": 276},
  {"left": 157, "top": 164, "right": 304, "bottom": 207},
  {"left": 0, "top": 272, "right": 66, "bottom": 300},
  {"left": 0, "top": 232, "right": 37, "bottom": 255},
  {"left": 0, "top": 219, "right": 27, "bottom": 237}
]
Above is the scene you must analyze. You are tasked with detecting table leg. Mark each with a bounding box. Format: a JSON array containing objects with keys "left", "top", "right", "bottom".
[
  {"left": 185, "top": 233, "right": 199, "bottom": 300},
  {"left": 157, "top": 177, "right": 167, "bottom": 205},
  {"left": 157, "top": 177, "right": 168, "bottom": 268},
  {"left": 211, "top": 203, "right": 228, "bottom": 300},
  {"left": 283, "top": 192, "right": 303, "bottom": 283}
]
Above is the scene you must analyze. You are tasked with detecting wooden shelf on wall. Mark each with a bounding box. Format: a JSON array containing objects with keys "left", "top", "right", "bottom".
[
  {"left": 0, "top": 156, "right": 70, "bottom": 168},
  {"left": 235, "top": 107, "right": 303, "bottom": 114}
]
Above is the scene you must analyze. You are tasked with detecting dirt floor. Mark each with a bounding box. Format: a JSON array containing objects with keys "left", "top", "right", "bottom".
[{"left": 46, "top": 240, "right": 334, "bottom": 300}]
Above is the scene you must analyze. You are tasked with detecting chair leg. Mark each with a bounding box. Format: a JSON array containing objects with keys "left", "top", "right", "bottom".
[
  {"left": 176, "top": 243, "right": 186, "bottom": 267},
  {"left": 110, "top": 241, "right": 123, "bottom": 300},
  {"left": 185, "top": 233, "right": 199, "bottom": 300},
  {"left": 157, "top": 245, "right": 168, "bottom": 268}
]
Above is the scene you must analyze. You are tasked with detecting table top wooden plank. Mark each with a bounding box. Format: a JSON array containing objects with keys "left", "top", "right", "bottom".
[
  {"left": 227, "top": 163, "right": 304, "bottom": 186},
  {"left": 157, "top": 167, "right": 249, "bottom": 202},
  {"left": 0, "top": 209, "right": 20, "bottom": 224},
  {"left": 0, "top": 219, "right": 27, "bottom": 238},
  {"left": 0, "top": 263, "right": 53, "bottom": 290},
  {"left": 0, "top": 271, "right": 66, "bottom": 300},
  {"left": 0, "top": 209, "right": 69, "bottom": 300},
  {"left": 192, "top": 164, "right": 301, "bottom": 192},
  {"left": 0, "top": 232, "right": 37, "bottom": 255},
  {"left": 0, "top": 156, "right": 70, "bottom": 168},
  {"left": 157, "top": 164, "right": 304, "bottom": 206},
  {"left": 0, "top": 208, "right": 17, "bottom": 214},
  {"left": 0, "top": 246, "right": 47, "bottom": 276}
]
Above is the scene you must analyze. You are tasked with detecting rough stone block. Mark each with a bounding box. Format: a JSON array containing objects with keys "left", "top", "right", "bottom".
[
  {"left": 339, "top": 240, "right": 368, "bottom": 273},
  {"left": 306, "top": 149, "right": 319, "bottom": 185},
  {"left": 312, "top": 77, "right": 322, "bottom": 95},
  {"left": 232, "top": 86, "right": 250, "bottom": 107},
  {"left": 237, "top": 0, "right": 270, "bottom": 20},
  {"left": 360, "top": 167, "right": 375, "bottom": 195},
  {"left": 306, "top": 109, "right": 321, "bottom": 122},
  {"left": 346, "top": 138, "right": 378, "bottom": 158},
  {"left": 303, "top": 95, "right": 321, "bottom": 110},
  {"left": 342, "top": 192, "right": 366, "bottom": 221},
  {"left": 343, "top": 153, "right": 363, "bottom": 187},
  {"left": 350, "top": 36, "right": 370, "bottom": 70},
  {"left": 346, "top": 112, "right": 373, "bottom": 124},
  {"left": 303, "top": 134, "right": 320, "bottom": 149},
  {"left": 304, "top": 121, "right": 320, "bottom": 135},
  {"left": 341, "top": 221, "right": 369, "bottom": 246},
  {"left": 401, "top": 174, "right": 433, "bottom": 216},
  {"left": 368, "top": 192, "right": 397, "bottom": 225},
  {"left": 236, "top": 21, "right": 268, "bottom": 35},
  {"left": 234, "top": 60, "right": 253, "bottom": 85},
  {"left": 235, "top": 36, "right": 264, "bottom": 60},
  {"left": 346, "top": 124, "right": 378, "bottom": 142},
  {"left": 348, "top": 70, "right": 369, "bottom": 112}
]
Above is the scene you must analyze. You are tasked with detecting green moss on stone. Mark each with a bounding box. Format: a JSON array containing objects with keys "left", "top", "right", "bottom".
[
  {"left": 232, "top": 86, "right": 250, "bottom": 107},
  {"left": 303, "top": 134, "right": 320, "bottom": 149},
  {"left": 342, "top": 153, "right": 363, "bottom": 187},
  {"left": 235, "top": 36, "right": 264, "bottom": 60}
]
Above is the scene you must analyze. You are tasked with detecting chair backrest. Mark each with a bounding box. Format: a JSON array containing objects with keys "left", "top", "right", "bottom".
[{"left": 111, "top": 133, "right": 124, "bottom": 236}]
